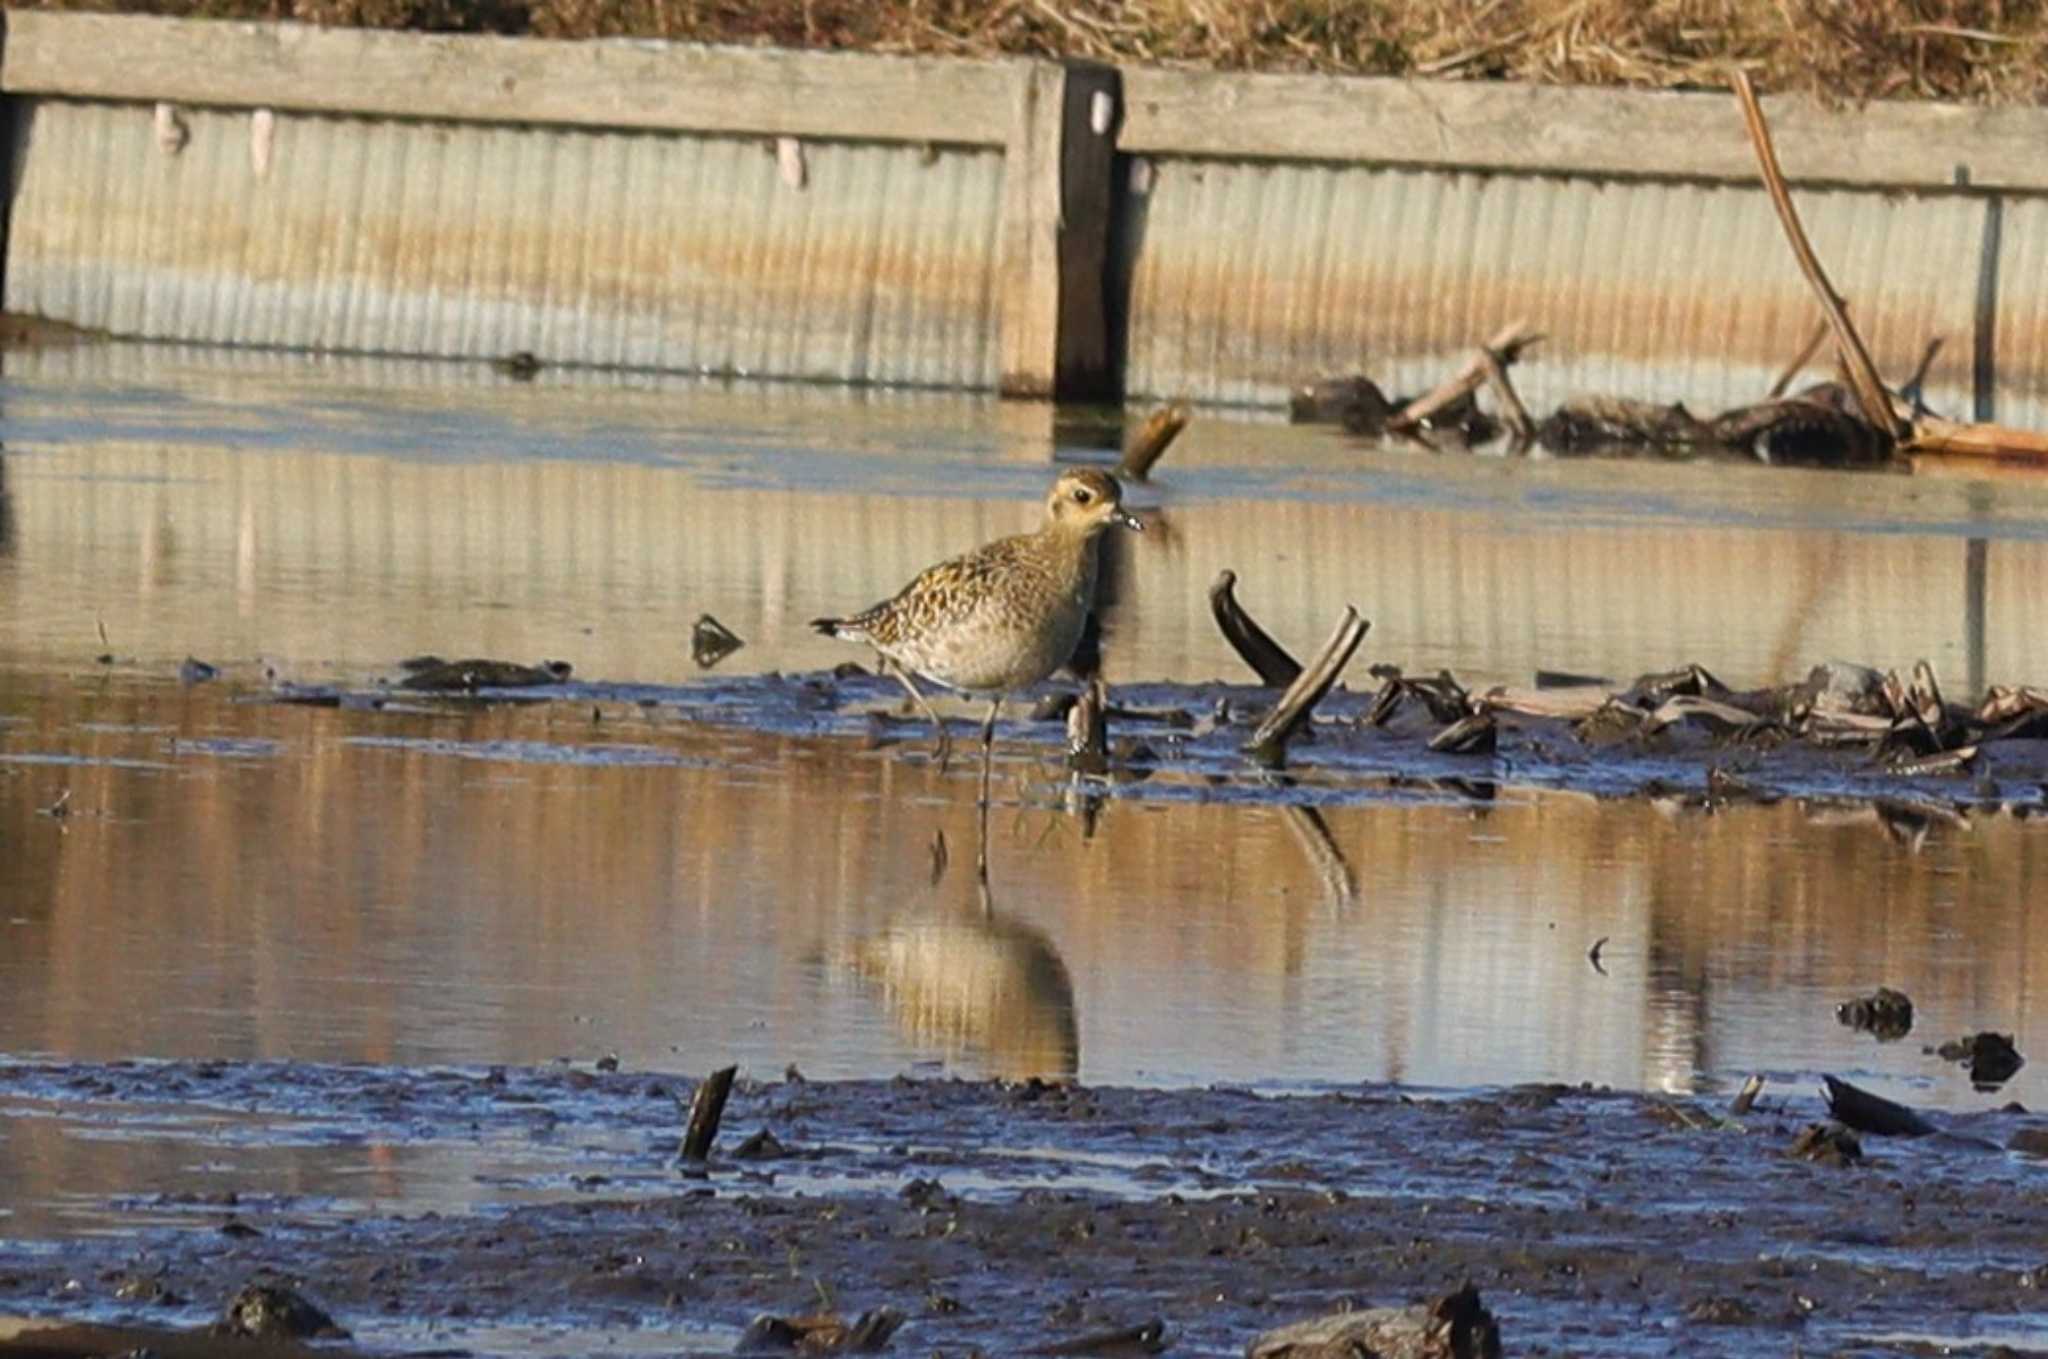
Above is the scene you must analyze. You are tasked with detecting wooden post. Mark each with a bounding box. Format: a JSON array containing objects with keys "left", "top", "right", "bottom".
[
  {"left": 1054, "top": 61, "right": 1120, "bottom": 402},
  {"left": 999, "top": 60, "right": 1119, "bottom": 401}
]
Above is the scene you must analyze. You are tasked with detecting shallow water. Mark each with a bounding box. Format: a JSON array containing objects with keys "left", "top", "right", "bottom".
[{"left": 3, "top": 345, "right": 2048, "bottom": 1253}]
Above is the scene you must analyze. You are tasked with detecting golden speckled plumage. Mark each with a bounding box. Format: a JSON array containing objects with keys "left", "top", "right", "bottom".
[
  {"left": 811, "top": 467, "right": 1142, "bottom": 773},
  {"left": 814, "top": 467, "right": 1137, "bottom": 694}
]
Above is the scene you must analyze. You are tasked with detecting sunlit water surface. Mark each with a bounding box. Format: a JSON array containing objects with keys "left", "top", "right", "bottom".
[{"left": 2, "top": 345, "right": 2047, "bottom": 1234}]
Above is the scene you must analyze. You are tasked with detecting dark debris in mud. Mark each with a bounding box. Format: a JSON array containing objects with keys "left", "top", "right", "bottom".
[
  {"left": 235, "top": 645, "right": 2048, "bottom": 829},
  {"left": 1935, "top": 1033, "right": 2028, "bottom": 1090},
  {"left": 4, "top": 1063, "right": 2048, "bottom": 1357}
]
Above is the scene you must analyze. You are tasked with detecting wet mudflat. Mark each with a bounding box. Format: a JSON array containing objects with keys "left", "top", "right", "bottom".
[
  {"left": 7, "top": 348, "right": 2048, "bottom": 1354},
  {"left": 4, "top": 1062, "right": 2048, "bottom": 1357}
]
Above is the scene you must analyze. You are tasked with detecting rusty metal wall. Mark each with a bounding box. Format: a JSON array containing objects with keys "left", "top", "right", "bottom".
[
  {"left": 4, "top": 99, "right": 1006, "bottom": 387},
  {"left": 1118, "top": 157, "right": 1993, "bottom": 418}
]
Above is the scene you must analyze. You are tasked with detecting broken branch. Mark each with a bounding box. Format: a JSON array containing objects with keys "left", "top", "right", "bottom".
[
  {"left": 1732, "top": 73, "right": 1907, "bottom": 445},
  {"left": 1387, "top": 321, "right": 1542, "bottom": 435},
  {"left": 1244, "top": 608, "right": 1370, "bottom": 766},
  {"left": 1117, "top": 403, "right": 1189, "bottom": 481}
]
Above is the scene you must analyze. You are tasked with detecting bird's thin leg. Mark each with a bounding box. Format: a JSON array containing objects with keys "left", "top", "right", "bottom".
[
  {"left": 975, "top": 800, "right": 993, "bottom": 918},
  {"left": 977, "top": 697, "right": 1002, "bottom": 810},
  {"left": 886, "top": 659, "right": 951, "bottom": 772}
]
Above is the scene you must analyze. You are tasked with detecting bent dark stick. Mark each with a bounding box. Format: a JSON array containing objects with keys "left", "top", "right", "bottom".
[{"left": 1208, "top": 569, "right": 1303, "bottom": 687}]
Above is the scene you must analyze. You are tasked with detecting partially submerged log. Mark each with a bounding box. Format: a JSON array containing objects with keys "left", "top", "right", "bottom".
[{"left": 1247, "top": 1284, "right": 1501, "bottom": 1359}]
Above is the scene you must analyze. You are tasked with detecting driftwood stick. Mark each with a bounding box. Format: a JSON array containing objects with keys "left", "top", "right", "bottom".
[
  {"left": 1244, "top": 608, "right": 1370, "bottom": 766},
  {"left": 1766, "top": 317, "right": 1831, "bottom": 398},
  {"left": 1208, "top": 570, "right": 1303, "bottom": 687},
  {"left": 1118, "top": 403, "right": 1189, "bottom": 481},
  {"left": 1387, "top": 321, "right": 1542, "bottom": 434},
  {"left": 1733, "top": 73, "right": 1907, "bottom": 444},
  {"left": 681, "top": 1064, "right": 738, "bottom": 1160}
]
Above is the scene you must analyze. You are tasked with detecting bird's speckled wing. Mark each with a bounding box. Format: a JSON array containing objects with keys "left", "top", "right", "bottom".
[{"left": 846, "top": 532, "right": 1055, "bottom": 649}]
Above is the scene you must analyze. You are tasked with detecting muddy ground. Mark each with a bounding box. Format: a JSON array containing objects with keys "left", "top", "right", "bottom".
[
  {"left": 257, "top": 662, "right": 2048, "bottom": 819},
  {"left": 3, "top": 1061, "right": 2047, "bottom": 1357}
]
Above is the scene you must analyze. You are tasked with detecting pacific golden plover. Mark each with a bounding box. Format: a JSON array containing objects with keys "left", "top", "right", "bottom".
[{"left": 811, "top": 467, "right": 1143, "bottom": 794}]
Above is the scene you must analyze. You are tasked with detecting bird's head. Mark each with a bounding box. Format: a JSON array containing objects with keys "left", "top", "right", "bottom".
[{"left": 1045, "top": 468, "right": 1142, "bottom": 535}]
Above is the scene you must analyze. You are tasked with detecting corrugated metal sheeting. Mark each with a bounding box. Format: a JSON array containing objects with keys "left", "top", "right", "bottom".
[
  {"left": 1119, "top": 157, "right": 1993, "bottom": 415},
  {"left": 4, "top": 99, "right": 1007, "bottom": 387}
]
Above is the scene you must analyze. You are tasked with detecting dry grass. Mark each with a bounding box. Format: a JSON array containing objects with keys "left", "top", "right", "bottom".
[{"left": 17, "top": 0, "right": 2048, "bottom": 102}]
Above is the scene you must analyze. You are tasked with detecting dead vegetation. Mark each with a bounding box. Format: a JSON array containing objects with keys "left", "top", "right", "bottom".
[{"left": 16, "top": 0, "right": 2048, "bottom": 104}]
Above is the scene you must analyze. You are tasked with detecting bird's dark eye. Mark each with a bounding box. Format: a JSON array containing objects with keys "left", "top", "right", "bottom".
[{"left": 1072, "top": 487, "right": 1093, "bottom": 504}]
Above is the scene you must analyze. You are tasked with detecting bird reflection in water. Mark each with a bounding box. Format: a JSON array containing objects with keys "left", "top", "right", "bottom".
[{"left": 843, "top": 809, "right": 1080, "bottom": 1083}]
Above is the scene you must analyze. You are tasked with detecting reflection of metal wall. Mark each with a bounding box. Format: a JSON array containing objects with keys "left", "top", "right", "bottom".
[{"left": 5, "top": 352, "right": 2047, "bottom": 693}]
